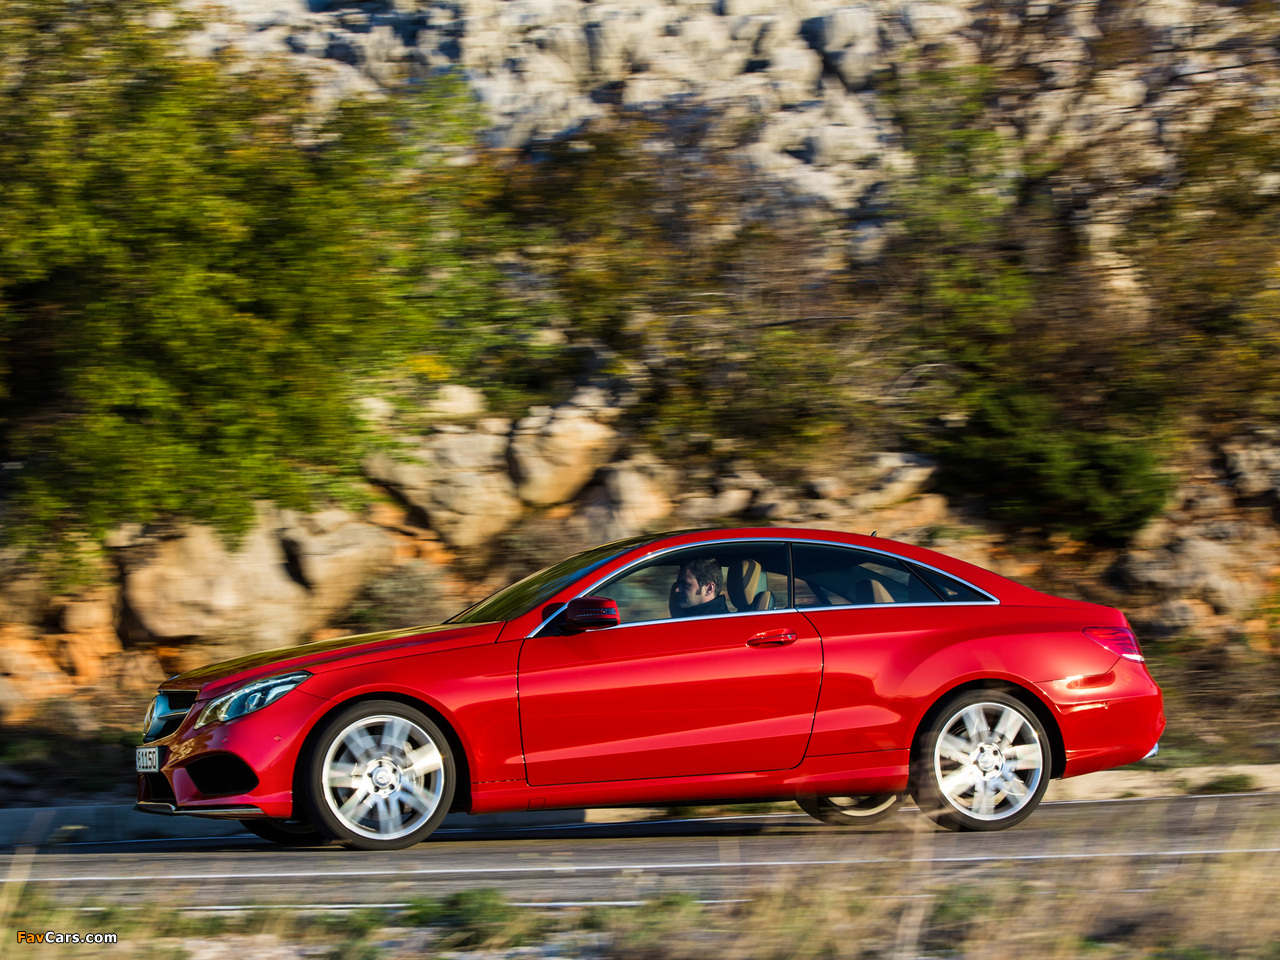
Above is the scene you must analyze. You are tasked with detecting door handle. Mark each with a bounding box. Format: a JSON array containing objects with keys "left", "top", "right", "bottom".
[{"left": 747, "top": 630, "right": 797, "bottom": 647}]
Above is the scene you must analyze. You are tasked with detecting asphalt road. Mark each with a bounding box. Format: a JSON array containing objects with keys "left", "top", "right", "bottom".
[{"left": 5, "top": 794, "right": 1279, "bottom": 912}]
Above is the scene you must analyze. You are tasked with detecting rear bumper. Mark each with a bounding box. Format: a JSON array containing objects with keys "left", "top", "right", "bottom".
[{"left": 1036, "top": 658, "right": 1165, "bottom": 778}]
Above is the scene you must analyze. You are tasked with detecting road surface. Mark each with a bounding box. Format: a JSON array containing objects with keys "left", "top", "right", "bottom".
[{"left": 4, "top": 794, "right": 1278, "bottom": 912}]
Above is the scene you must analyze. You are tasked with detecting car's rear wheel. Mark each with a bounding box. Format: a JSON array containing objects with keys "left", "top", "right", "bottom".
[
  {"left": 240, "top": 818, "right": 332, "bottom": 847},
  {"left": 303, "top": 700, "right": 455, "bottom": 850},
  {"left": 913, "top": 690, "right": 1051, "bottom": 832},
  {"left": 797, "top": 793, "right": 902, "bottom": 826}
]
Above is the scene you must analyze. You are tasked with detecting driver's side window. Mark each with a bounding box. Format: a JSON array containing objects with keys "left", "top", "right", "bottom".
[{"left": 594, "top": 543, "right": 789, "bottom": 625}]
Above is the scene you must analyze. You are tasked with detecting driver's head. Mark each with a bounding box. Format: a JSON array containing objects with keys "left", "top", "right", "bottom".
[{"left": 671, "top": 558, "right": 724, "bottom": 615}]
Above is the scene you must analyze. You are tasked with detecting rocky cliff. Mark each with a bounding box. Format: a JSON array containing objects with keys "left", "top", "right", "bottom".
[{"left": 190, "top": 0, "right": 1280, "bottom": 283}]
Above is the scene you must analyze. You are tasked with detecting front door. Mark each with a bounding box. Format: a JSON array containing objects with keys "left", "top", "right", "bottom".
[{"left": 518, "top": 542, "right": 823, "bottom": 786}]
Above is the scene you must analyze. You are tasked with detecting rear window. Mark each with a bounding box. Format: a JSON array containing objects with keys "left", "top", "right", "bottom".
[
  {"left": 906, "top": 562, "right": 993, "bottom": 602},
  {"left": 791, "top": 543, "right": 942, "bottom": 606}
]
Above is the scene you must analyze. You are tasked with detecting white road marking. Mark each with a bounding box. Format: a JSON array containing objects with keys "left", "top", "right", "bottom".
[{"left": 10, "top": 845, "right": 1280, "bottom": 885}]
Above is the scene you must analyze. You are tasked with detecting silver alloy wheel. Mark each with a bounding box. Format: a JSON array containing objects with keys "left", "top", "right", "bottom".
[
  {"left": 320, "top": 714, "right": 446, "bottom": 842},
  {"left": 932, "top": 700, "right": 1044, "bottom": 821}
]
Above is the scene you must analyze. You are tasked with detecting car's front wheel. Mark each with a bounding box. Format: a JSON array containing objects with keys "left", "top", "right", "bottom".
[
  {"left": 797, "top": 793, "right": 902, "bottom": 826},
  {"left": 303, "top": 700, "right": 455, "bottom": 850},
  {"left": 913, "top": 690, "right": 1051, "bottom": 832}
]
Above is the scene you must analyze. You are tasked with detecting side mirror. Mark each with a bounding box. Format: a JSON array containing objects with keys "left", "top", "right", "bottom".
[{"left": 563, "top": 597, "right": 620, "bottom": 631}]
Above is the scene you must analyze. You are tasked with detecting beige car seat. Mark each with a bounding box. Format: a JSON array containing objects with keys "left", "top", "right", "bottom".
[
  {"left": 853, "top": 578, "right": 895, "bottom": 604},
  {"left": 727, "top": 558, "right": 776, "bottom": 611}
]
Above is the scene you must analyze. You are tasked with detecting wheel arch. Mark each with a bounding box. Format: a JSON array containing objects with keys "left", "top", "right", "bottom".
[
  {"left": 908, "top": 678, "right": 1066, "bottom": 788},
  {"left": 292, "top": 691, "right": 474, "bottom": 817}
]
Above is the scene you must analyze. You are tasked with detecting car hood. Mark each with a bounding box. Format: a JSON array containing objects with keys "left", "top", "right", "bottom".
[{"left": 162, "top": 620, "right": 504, "bottom": 699}]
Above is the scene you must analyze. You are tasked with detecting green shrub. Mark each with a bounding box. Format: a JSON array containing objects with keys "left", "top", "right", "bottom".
[{"left": 931, "top": 389, "right": 1172, "bottom": 542}]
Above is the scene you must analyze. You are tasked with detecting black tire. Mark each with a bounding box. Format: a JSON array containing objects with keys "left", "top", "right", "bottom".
[
  {"left": 912, "top": 690, "right": 1052, "bottom": 832},
  {"left": 302, "top": 700, "right": 456, "bottom": 851},
  {"left": 241, "top": 818, "right": 333, "bottom": 847},
  {"left": 797, "top": 793, "right": 902, "bottom": 826}
]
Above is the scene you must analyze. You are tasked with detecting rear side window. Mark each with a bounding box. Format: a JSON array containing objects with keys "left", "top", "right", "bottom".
[
  {"left": 906, "top": 562, "right": 993, "bottom": 602},
  {"left": 791, "top": 544, "right": 943, "bottom": 607}
]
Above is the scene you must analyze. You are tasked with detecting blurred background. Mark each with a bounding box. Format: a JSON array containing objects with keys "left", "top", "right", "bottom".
[{"left": 1, "top": 0, "right": 1279, "bottom": 805}]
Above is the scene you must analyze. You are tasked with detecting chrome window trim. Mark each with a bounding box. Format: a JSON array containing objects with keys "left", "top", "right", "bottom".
[
  {"left": 566, "top": 606, "right": 793, "bottom": 633},
  {"left": 530, "top": 535, "right": 998, "bottom": 636},
  {"left": 795, "top": 600, "right": 1002, "bottom": 612}
]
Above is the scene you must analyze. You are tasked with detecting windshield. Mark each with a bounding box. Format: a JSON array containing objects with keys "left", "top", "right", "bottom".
[{"left": 447, "top": 533, "right": 663, "bottom": 625}]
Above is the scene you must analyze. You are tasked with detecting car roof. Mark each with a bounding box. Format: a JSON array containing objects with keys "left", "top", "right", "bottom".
[{"left": 602, "top": 526, "right": 1056, "bottom": 606}]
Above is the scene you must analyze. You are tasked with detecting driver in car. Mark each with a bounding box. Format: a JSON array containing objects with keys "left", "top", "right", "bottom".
[{"left": 670, "top": 558, "right": 730, "bottom": 618}]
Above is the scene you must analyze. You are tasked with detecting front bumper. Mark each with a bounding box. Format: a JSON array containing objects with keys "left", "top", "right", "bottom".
[
  {"left": 136, "top": 688, "right": 333, "bottom": 821},
  {"left": 135, "top": 802, "right": 268, "bottom": 819}
]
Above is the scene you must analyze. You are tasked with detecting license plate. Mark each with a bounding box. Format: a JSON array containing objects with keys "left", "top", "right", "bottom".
[{"left": 135, "top": 746, "right": 162, "bottom": 773}]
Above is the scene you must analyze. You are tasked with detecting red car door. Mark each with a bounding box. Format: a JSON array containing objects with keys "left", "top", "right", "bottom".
[{"left": 518, "top": 609, "right": 823, "bottom": 786}]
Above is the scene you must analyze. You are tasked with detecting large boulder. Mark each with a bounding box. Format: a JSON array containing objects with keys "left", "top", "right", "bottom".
[
  {"left": 0, "top": 549, "right": 47, "bottom": 627},
  {"left": 116, "top": 504, "right": 394, "bottom": 662},
  {"left": 850, "top": 452, "right": 937, "bottom": 510},
  {"left": 801, "top": 4, "right": 880, "bottom": 87},
  {"left": 509, "top": 406, "right": 618, "bottom": 507},
  {"left": 0, "top": 625, "right": 77, "bottom": 724},
  {"left": 425, "top": 384, "right": 487, "bottom": 420},
  {"left": 50, "top": 627, "right": 124, "bottom": 687},
  {"left": 364, "top": 426, "right": 524, "bottom": 549},
  {"left": 898, "top": 1, "right": 969, "bottom": 41},
  {"left": 1222, "top": 438, "right": 1280, "bottom": 500},
  {"left": 1119, "top": 529, "right": 1279, "bottom": 619},
  {"left": 577, "top": 455, "right": 677, "bottom": 541}
]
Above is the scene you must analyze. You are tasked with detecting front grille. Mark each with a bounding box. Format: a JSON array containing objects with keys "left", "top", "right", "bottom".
[
  {"left": 184, "top": 754, "right": 260, "bottom": 798},
  {"left": 142, "top": 690, "right": 199, "bottom": 743}
]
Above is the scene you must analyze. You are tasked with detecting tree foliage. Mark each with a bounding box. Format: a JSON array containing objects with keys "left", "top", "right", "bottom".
[
  {"left": 881, "top": 65, "right": 1178, "bottom": 541},
  {"left": 1122, "top": 104, "right": 1280, "bottom": 427},
  {"left": 930, "top": 388, "right": 1172, "bottom": 542},
  {"left": 0, "top": 0, "right": 490, "bottom": 546},
  {"left": 889, "top": 66, "right": 1032, "bottom": 366}
]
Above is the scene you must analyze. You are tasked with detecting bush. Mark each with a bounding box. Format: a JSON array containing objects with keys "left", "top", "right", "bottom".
[{"left": 931, "top": 389, "right": 1172, "bottom": 542}]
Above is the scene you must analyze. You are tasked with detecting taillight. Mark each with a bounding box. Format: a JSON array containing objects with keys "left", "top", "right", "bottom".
[{"left": 1084, "top": 626, "right": 1145, "bottom": 662}]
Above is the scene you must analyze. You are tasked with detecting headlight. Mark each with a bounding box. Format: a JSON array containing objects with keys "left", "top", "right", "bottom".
[{"left": 196, "top": 672, "right": 310, "bottom": 728}]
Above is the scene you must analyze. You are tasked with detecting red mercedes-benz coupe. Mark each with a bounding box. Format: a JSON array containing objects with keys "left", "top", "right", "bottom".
[{"left": 136, "top": 527, "right": 1164, "bottom": 848}]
